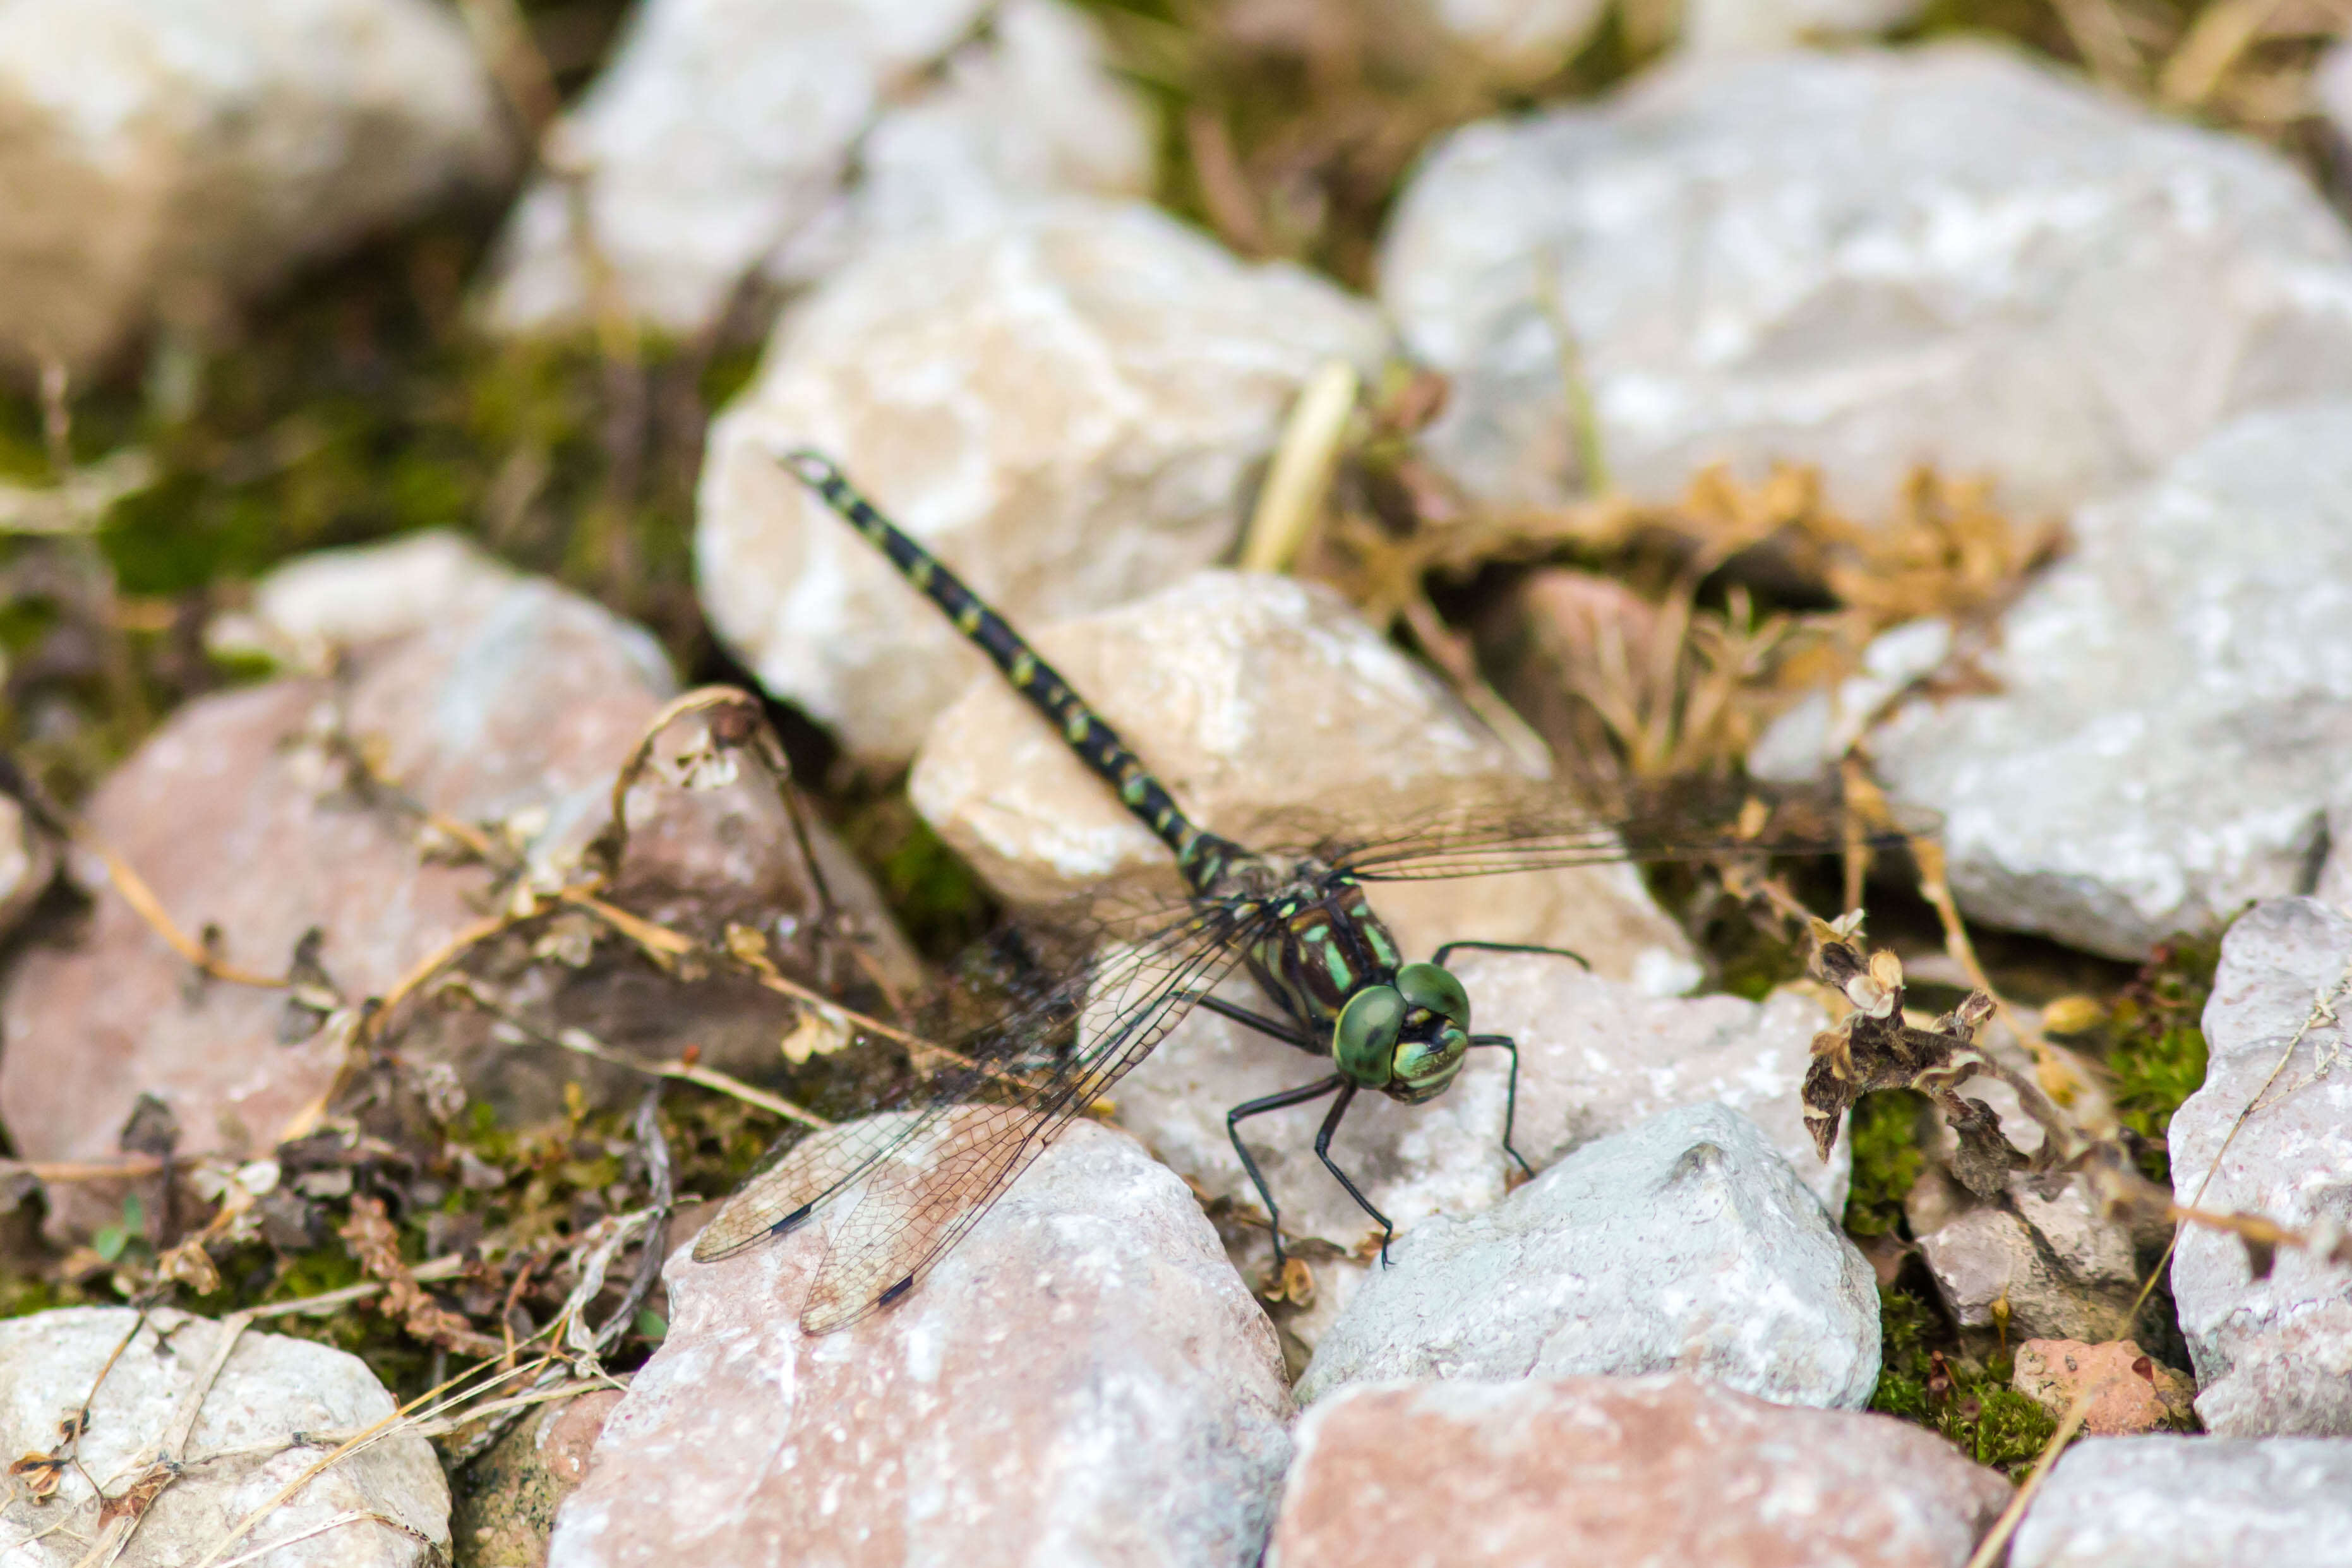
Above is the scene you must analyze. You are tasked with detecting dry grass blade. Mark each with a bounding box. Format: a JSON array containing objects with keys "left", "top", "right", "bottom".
[
  {"left": 1961, "top": 1372, "right": 2113, "bottom": 1568},
  {"left": 1240, "top": 360, "right": 1359, "bottom": 574},
  {"left": 77, "top": 829, "right": 287, "bottom": 990}
]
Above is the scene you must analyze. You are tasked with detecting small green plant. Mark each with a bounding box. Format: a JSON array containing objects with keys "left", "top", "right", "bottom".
[
  {"left": 1871, "top": 1284, "right": 2056, "bottom": 1473},
  {"left": 2104, "top": 931, "right": 2220, "bottom": 1183},
  {"left": 1844, "top": 1090, "right": 1927, "bottom": 1237}
]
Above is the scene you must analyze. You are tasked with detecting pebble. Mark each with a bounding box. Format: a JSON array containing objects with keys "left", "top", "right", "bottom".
[
  {"left": 2010, "top": 1434, "right": 2352, "bottom": 1568},
  {"left": 1268, "top": 1373, "right": 2012, "bottom": 1568},
  {"left": 2011, "top": 1339, "right": 2193, "bottom": 1435},
  {"left": 0, "top": 1306, "right": 447, "bottom": 1567},
  {"left": 0, "top": 0, "right": 510, "bottom": 374},
  {"left": 1, "top": 539, "right": 903, "bottom": 1235},
  {"left": 1378, "top": 44, "right": 2352, "bottom": 518},
  {"left": 551, "top": 1120, "right": 1293, "bottom": 1568},
  {"left": 1907, "top": 1170, "right": 2140, "bottom": 1343},
  {"left": 1293, "top": 1103, "right": 1880, "bottom": 1411},
  {"left": 1849, "top": 403, "right": 2352, "bottom": 958},
  {"left": 2168, "top": 897, "right": 2352, "bottom": 1437},
  {"left": 484, "top": 0, "right": 1149, "bottom": 336}
]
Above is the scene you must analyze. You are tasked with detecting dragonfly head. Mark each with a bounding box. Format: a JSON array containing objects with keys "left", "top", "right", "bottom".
[{"left": 1331, "top": 961, "right": 1472, "bottom": 1104}]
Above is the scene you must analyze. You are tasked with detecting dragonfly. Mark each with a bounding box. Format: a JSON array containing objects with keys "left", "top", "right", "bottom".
[{"left": 693, "top": 448, "right": 1903, "bottom": 1332}]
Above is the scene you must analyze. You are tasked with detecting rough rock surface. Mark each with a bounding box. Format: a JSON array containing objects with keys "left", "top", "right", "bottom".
[
  {"left": 453, "top": 1390, "right": 624, "bottom": 1568},
  {"left": 2010, "top": 1435, "right": 2352, "bottom": 1568},
  {"left": 1907, "top": 1170, "right": 2140, "bottom": 1343},
  {"left": 1679, "top": 0, "right": 1925, "bottom": 54},
  {"left": 2011, "top": 1339, "right": 2193, "bottom": 1435},
  {"left": 1379, "top": 44, "right": 2352, "bottom": 518},
  {"left": 0, "top": 0, "right": 510, "bottom": 374},
  {"left": 206, "top": 529, "right": 519, "bottom": 669},
  {"left": 1294, "top": 1103, "right": 1880, "bottom": 1410},
  {"left": 1, "top": 539, "right": 902, "bottom": 1231},
  {"left": 2320, "top": 40, "right": 2352, "bottom": 151},
  {"left": 1268, "top": 1375, "right": 2012, "bottom": 1568},
  {"left": 0, "top": 1307, "right": 447, "bottom": 1566},
  {"left": 2168, "top": 897, "right": 2352, "bottom": 1436},
  {"left": 550, "top": 1120, "right": 1292, "bottom": 1568},
  {"left": 1855, "top": 403, "right": 2352, "bottom": 957},
  {"left": 484, "top": 0, "right": 1149, "bottom": 335},
  {"left": 700, "top": 208, "right": 1388, "bottom": 763}
]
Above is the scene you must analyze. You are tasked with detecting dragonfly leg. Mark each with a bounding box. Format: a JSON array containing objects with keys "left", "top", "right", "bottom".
[
  {"left": 1183, "top": 990, "right": 1319, "bottom": 1053},
  {"left": 1469, "top": 1034, "right": 1535, "bottom": 1178},
  {"left": 1431, "top": 938, "right": 1590, "bottom": 971},
  {"left": 1227, "top": 1074, "right": 1345, "bottom": 1276},
  {"left": 1311, "top": 1084, "right": 1395, "bottom": 1267}
]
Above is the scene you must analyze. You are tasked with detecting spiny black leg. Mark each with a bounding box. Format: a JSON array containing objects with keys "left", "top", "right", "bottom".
[
  {"left": 1432, "top": 939, "right": 1590, "bottom": 971},
  {"left": 1470, "top": 1034, "right": 1535, "bottom": 1178},
  {"left": 1311, "top": 1084, "right": 1395, "bottom": 1267},
  {"left": 1227, "top": 1075, "right": 1345, "bottom": 1274},
  {"left": 1182, "top": 990, "right": 1318, "bottom": 1052}
]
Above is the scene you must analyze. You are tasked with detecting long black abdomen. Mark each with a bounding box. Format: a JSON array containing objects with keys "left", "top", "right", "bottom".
[{"left": 779, "top": 448, "right": 1242, "bottom": 895}]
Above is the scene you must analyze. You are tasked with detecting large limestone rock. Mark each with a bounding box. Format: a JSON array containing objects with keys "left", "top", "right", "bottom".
[
  {"left": 1379, "top": 44, "right": 2352, "bottom": 518},
  {"left": 1851, "top": 404, "right": 2352, "bottom": 958},
  {"left": 483, "top": 0, "right": 1151, "bottom": 335},
  {"left": 2011, "top": 1435, "right": 2352, "bottom": 1568},
  {"left": 1293, "top": 1104, "right": 1881, "bottom": 1411},
  {"left": 1269, "top": 1375, "right": 2012, "bottom": 1568},
  {"left": 0, "top": 1307, "right": 447, "bottom": 1567},
  {"left": 0, "top": 0, "right": 510, "bottom": 374},
  {"left": 698, "top": 206, "right": 1390, "bottom": 763},
  {"left": 2169, "top": 898, "right": 2352, "bottom": 1437},
  {"left": 552, "top": 1121, "right": 1292, "bottom": 1568}
]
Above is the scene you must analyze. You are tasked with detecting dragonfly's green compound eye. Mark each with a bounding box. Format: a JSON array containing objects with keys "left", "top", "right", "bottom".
[
  {"left": 1389, "top": 1022, "right": 1468, "bottom": 1103},
  {"left": 1333, "top": 984, "right": 1405, "bottom": 1087},
  {"left": 1395, "top": 962, "right": 1470, "bottom": 1030}
]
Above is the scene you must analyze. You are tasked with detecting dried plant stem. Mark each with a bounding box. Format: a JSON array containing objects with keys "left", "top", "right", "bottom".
[
  {"left": 1240, "top": 360, "right": 1359, "bottom": 574},
  {"left": 1962, "top": 1375, "right": 2113, "bottom": 1568},
  {"left": 246, "top": 1255, "right": 466, "bottom": 1321},
  {"left": 0, "top": 1156, "right": 167, "bottom": 1183},
  {"left": 1533, "top": 258, "right": 1610, "bottom": 496},
  {"left": 1907, "top": 835, "right": 2085, "bottom": 1101},
  {"left": 79, "top": 830, "right": 287, "bottom": 990},
  {"left": 208, "top": 1510, "right": 433, "bottom": 1568},
  {"left": 2159, "top": 0, "right": 2289, "bottom": 105}
]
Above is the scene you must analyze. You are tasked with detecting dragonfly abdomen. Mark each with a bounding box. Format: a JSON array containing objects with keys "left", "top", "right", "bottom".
[{"left": 779, "top": 448, "right": 1244, "bottom": 894}]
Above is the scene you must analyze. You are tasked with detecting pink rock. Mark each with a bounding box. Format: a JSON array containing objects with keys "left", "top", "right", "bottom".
[
  {"left": 550, "top": 1120, "right": 1293, "bottom": 1568},
  {"left": 2012, "top": 1339, "right": 2194, "bottom": 1435},
  {"left": 1268, "top": 1375, "right": 2012, "bottom": 1568}
]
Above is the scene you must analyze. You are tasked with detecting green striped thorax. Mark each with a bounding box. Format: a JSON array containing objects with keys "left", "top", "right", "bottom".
[{"left": 1333, "top": 962, "right": 1472, "bottom": 1104}]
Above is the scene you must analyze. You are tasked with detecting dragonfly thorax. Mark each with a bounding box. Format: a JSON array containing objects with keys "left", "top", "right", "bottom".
[{"left": 1242, "top": 869, "right": 1472, "bottom": 1104}]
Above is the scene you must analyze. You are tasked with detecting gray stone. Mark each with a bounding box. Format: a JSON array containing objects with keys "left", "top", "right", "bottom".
[
  {"left": 1909, "top": 1175, "right": 2139, "bottom": 1344},
  {"left": 1294, "top": 1103, "right": 1880, "bottom": 1410},
  {"left": 2319, "top": 41, "right": 2352, "bottom": 152},
  {"left": 0, "top": 0, "right": 510, "bottom": 374},
  {"left": 553, "top": 1120, "right": 1292, "bottom": 1568},
  {"left": 0, "top": 1307, "right": 447, "bottom": 1566},
  {"left": 697, "top": 207, "right": 1390, "bottom": 763},
  {"left": 483, "top": 0, "right": 1149, "bottom": 336},
  {"left": 205, "top": 529, "right": 519, "bottom": 670},
  {"left": 2169, "top": 897, "right": 2352, "bottom": 1436},
  {"left": 1268, "top": 1375, "right": 2011, "bottom": 1568},
  {"left": 2011, "top": 1435, "right": 2352, "bottom": 1568},
  {"left": 1379, "top": 44, "right": 2352, "bottom": 519},
  {"left": 1860, "top": 404, "right": 2352, "bottom": 957}
]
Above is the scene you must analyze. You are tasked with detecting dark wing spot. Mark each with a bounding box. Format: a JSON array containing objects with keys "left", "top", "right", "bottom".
[
  {"left": 878, "top": 1275, "right": 918, "bottom": 1307},
  {"left": 777, "top": 1202, "right": 815, "bottom": 1233}
]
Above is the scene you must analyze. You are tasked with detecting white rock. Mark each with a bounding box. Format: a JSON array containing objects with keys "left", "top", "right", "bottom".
[
  {"left": 1750, "top": 617, "right": 1952, "bottom": 782},
  {"left": 2318, "top": 40, "right": 2352, "bottom": 150},
  {"left": 1293, "top": 1103, "right": 1880, "bottom": 1410},
  {"left": 0, "top": 1307, "right": 447, "bottom": 1567},
  {"left": 483, "top": 0, "right": 1151, "bottom": 336},
  {"left": 1864, "top": 404, "right": 2352, "bottom": 958},
  {"left": 1910, "top": 1178, "right": 2139, "bottom": 1343},
  {"left": 1679, "top": 0, "right": 1925, "bottom": 56},
  {"left": 2169, "top": 898, "right": 2352, "bottom": 1436},
  {"left": 699, "top": 223, "right": 1388, "bottom": 764},
  {"left": 0, "top": 0, "right": 510, "bottom": 374},
  {"left": 207, "top": 529, "right": 520, "bottom": 669},
  {"left": 553, "top": 1120, "right": 1292, "bottom": 1568},
  {"left": 1379, "top": 44, "right": 2352, "bottom": 518},
  {"left": 2012, "top": 1435, "right": 2352, "bottom": 1568},
  {"left": 769, "top": 0, "right": 1154, "bottom": 287}
]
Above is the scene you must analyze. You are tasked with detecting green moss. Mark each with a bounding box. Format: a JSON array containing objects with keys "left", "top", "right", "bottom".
[
  {"left": 2103, "top": 931, "right": 2221, "bottom": 1183},
  {"left": 839, "top": 794, "right": 997, "bottom": 961},
  {"left": 1871, "top": 1284, "right": 2056, "bottom": 1475},
  {"left": 1844, "top": 1089, "right": 1928, "bottom": 1237}
]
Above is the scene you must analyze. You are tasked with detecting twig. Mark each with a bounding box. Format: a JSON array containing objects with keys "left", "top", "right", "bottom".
[
  {"left": 0, "top": 1157, "right": 167, "bottom": 1184},
  {"left": 1907, "top": 834, "right": 2086, "bottom": 1102},
  {"left": 208, "top": 1510, "right": 433, "bottom": 1568},
  {"left": 1533, "top": 254, "right": 1610, "bottom": 496},
  {"left": 245, "top": 1255, "right": 465, "bottom": 1321},
  {"left": 2159, "top": 0, "right": 2289, "bottom": 106},
  {"left": 1240, "top": 360, "right": 1358, "bottom": 575},
  {"left": 78, "top": 830, "right": 287, "bottom": 990},
  {"left": 1962, "top": 1375, "right": 2113, "bottom": 1568}
]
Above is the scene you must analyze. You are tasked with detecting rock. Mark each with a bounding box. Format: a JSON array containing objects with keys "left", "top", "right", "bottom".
[
  {"left": 1851, "top": 404, "right": 2352, "bottom": 957},
  {"left": 0, "top": 791, "right": 58, "bottom": 942},
  {"left": 453, "top": 1389, "right": 624, "bottom": 1568},
  {"left": 1268, "top": 1374, "right": 2012, "bottom": 1568},
  {"left": 1379, "top": 44, "right": 2352, "bottom": 519},
  {"left": 698, "top": 205, "right": 1390, "bottom": 763},
  {"left": 2010, "top": 1434, "right": 2352, "bottom": 1568},
  {"left": 1909, "top": 1173, "right": 2139, "bottom": 1343},
  {"left": 0, "top": 1306, "right": 447, "bottom": 1566},
  {"left": 2319, "top": 40, "right": 2352, "bottom": 152},
  {"left": 205, "top": 529, "right": 519, "bottom": 669},
  {"left": 2169, "top": 897, "right": 2352, "bottom": 1436},
  {"left": 1749, "top": 618, "right": 1952, "bottom": 782},
  {"left": 0, "top": 0, "right": 510, "bottom": 375},
  {"left": 483, "top": 0, "right": 1150, "bottom": 336},
  {"left": 1, "top": 545, "right": 904, "bottom": 1233},
  {"left": 1293, "top": 1103, "right": 1880, "bottom": 1410},
  {"left": 2011, "top": 1339, "right": 2193, "bottom": 1435},
  {"left": 1679, "top": 0, "right": 1925, "bottom": 55},
  {"left": 549, "top": 1120, "right": 1292, "bottom": 1568}
]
